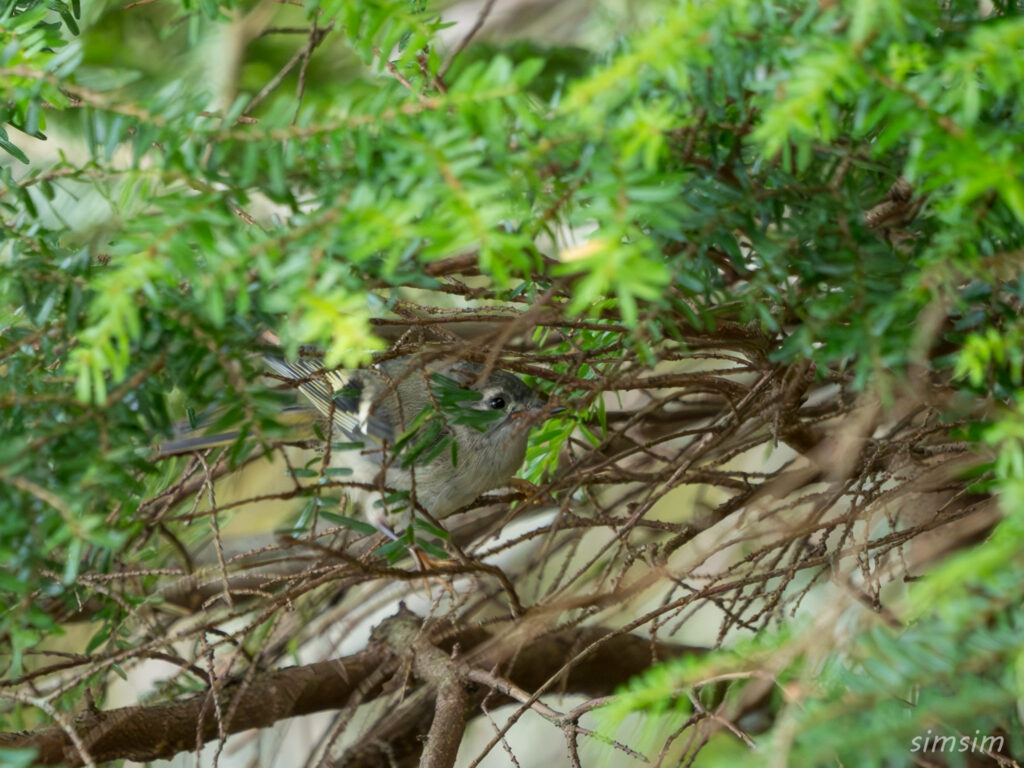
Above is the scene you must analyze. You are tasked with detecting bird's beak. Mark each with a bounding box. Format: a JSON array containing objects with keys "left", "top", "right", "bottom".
[
  {"left": 529, "top": 401, "right": 566, "bottom": 417},
  {"left": 517, "top": 402, "right": 566, "bottom": 421}
]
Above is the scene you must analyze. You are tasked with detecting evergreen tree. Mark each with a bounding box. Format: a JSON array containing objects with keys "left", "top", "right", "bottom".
[{"left": 2, "top": 0, "right": 1024, "bottom": 765}]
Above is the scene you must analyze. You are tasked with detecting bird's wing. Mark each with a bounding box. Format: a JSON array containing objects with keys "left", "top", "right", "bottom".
[{"left": 263, "top": 357, "right": 395, "bottom": 444}]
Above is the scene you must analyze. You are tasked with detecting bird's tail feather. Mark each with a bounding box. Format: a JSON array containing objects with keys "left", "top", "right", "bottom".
[
  {"left": 154, "top": 431, "right": 241, "bottom": 458},
  {"left": 154, "top": 357, "right": 328, "bottom": 458}
]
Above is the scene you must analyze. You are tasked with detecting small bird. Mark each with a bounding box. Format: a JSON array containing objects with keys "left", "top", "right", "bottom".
[{"left": 158, "top": 355, "right": 562, "bottom": 528}]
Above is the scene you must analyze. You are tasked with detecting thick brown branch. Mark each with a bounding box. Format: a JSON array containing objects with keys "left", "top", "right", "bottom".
[
  {"left": 0, "top": 621, "right": 699, "bottom": 768},
  {"left": 0, "top": 648, "right": 387, "bottom": 766}
]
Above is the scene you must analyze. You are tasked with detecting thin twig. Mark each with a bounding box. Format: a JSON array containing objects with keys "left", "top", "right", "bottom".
[{"left": 438, "top": 0, "right": 497, "bottom": 79}]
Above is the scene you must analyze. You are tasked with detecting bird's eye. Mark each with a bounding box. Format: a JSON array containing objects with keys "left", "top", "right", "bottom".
[{"left": 487, "top": 395, "right": 507, "bottom": 410}]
